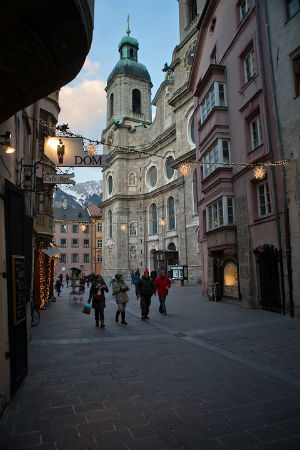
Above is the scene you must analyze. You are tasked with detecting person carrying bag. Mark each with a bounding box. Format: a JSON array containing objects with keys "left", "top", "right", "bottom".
[{"left": 90, "top": 274, "right": 109, "bottom": 328}]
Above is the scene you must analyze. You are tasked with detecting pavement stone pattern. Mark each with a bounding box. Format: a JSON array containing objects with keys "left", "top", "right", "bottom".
[{"left": 0, "top": 283, "right": 299, "bottom": 450}]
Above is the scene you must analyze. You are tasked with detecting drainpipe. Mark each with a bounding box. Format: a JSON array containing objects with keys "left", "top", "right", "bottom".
[
  {"left": 262, "top": 0, "right": 294, "bottom": 318},
  {"left": 256, "top": 0, "right": 286, "bottom": 315}
]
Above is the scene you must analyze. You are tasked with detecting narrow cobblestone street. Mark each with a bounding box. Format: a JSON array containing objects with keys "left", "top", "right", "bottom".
[{"left": 0, "top": 285, "right": 299, "bottom": 450}]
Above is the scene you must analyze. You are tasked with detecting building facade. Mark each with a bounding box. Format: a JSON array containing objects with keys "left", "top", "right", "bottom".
[
  {"left": 53, "top": 207, "right": 92, "bottom": 278},
  {"left": 87, "top": 204, "right": 103, "bottom": 275},
  {"left": 189, "top": 0, "right": 297, "bottom": 315},
  {"left": 101, "top": 0, "right": 206, "bottom": 283}
]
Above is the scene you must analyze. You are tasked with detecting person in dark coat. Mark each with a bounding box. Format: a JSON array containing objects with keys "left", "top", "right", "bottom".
[
  {"left": 150, "top": 270, "right": 157, "bottom": 281},
  {"left": 90, "top": 274, "right": 109, "bottom": 328},
  {"left": 137, "top": 269, "right": 155, "bottom": 320},
  {"left": 55, "top": 279, "right": 62, "bottom": 296},
  {"left": 133, "top": 269, "right": 140, "bottom": 300},
  {"left": 66, "top": 274, "right": 69, "bottom": 287}
]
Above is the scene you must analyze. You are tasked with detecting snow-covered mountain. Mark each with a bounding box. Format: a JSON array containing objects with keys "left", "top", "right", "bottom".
[{"left": 53, "top": 180, "right": 102, "bottom": 209}]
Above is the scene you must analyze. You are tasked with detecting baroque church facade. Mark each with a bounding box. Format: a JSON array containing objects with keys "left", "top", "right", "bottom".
[{"left": 101, "top": 0, "right": 206, "bottom": 282}]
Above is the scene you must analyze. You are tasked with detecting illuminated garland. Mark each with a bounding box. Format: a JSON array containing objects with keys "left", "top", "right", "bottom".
[
  {"left": 37, "top": 118, "right": 292, "bottom": 179},
  {"left": 34, "top": 242, "right": 54, "bottom": 308}
]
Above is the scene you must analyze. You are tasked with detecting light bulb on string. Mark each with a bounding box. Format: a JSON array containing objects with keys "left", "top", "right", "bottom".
[
  {"left": 179, "top": 163, "right": 192, "bottom": 177},
  {"left": 81, "top": 224, "right": 86, "bottom": 231},
  {"left": 253, "top": 166, "right": 266, "bottom": 180}
]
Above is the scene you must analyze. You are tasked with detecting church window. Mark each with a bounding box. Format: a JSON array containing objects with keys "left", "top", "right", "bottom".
[
  {"left": 107, "top": 175, "right": 113, "bottom": 195},
  {"left": 130, "top": 48, "right": 134, "bottom": 58},
  {"left": 132, "top": 89, "right": 141, "bottom": 113},
  {"left": 110, "top": 93, "right": 114, "bottom": 117},
  {"left": 190, "top": 115, "right": 195, "bottom": 144},
  {"left": 149, "top": 166, "right": 157, "bottom": 187},
  {"left": 165, "top": 156, "right": 174, "bottom": 179},
  {"left": 150, "top": 203, "right": 158, "bottom": 235},
  {"left": 108, "top": 210, "right": 113, "bottom": 238},
  {"left": 188, "top": 0, "right": 197, "bottom": 24},
  {"left": 168, "top": 197, "right": 175, "bottom": 230}
]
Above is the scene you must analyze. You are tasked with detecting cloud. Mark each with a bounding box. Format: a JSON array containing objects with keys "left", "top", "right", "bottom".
[
  {"left": 58, "top": 79, "right": 107, "bottom": 140},
  {"left": 78, "top": 58, "right": 101, "bottom": 79}
]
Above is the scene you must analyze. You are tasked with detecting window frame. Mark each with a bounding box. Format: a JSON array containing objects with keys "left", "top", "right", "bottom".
[
  {"left": 202, "top": 139, "right": 231, "bottom": 179},
  {"left": 256, "top": 181, "right": 271, "bottom": 218},
  {"left": 97, "top": 239, "right": 102, "bottom": 248},
  {"left": 60, "top": 254, "right": 67, "bottom": 263},
  {"left": 292, "top": 54, "right": 300, "bottom": 97},
  {"left": 72, "top": 224, "right": 79, "bottom": 233},
  {"left": 97, "top": 222, "right": 102, "bottom": 232},
  {"left": 107, "top": 175, "right": 113, "bottom": 195},
  {"left": 108, "top": 210, "right": 113, "bottom": 239},
  {"left": 239, "top": 0, "right": 250, "bottom": 22},
  {"left": 206, "top": 196, "right": 235, "bottom": 232},
  {"left": 71, "top": 253, "right": 79, "bottom": 263},
  {"left": 243, "top": 48, "right": 255, "bottom": 84},
  {"left": 71, "top": 238, "right": 79, "bottom": 248},
  {"left": 250, "top": 115, "right": 263, "bottom": 150},
  {"left": 167, "top": 196, "right": 176, "bottom": 231},
  {"left": 83, "top": 254, "right": 90, "bottom": 263},
  {"left": 60, "top": 238, "right": 67, "bottom": 248},
  {"left": 60, "top": 224, "right": 67, "bottom": 233},
  {"left": 83, "top": 239, "right": 90, "bottom": 248},
  {"left": 149, "top": 203, "right": 158, "bottom": 235},
  {"left": 200, "top": 82, "right": 227, "bottom": 123}
]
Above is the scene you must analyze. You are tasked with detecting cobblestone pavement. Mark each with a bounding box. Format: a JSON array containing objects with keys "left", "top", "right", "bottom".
[{"left": 0, "top": 283, "right": 299, "bottom": 450}]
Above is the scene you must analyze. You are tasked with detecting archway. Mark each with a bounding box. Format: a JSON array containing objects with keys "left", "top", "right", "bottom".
[{"left": 222, "top": 260, "right": 239, "bottom": 298}]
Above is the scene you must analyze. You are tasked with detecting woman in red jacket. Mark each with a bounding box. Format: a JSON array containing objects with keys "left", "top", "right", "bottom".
[{"left": 154, "top": 270, "right": 171, "bottom": 316}]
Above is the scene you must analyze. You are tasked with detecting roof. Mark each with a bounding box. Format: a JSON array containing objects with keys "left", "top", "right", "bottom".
[
  {"left": 118, "top": 36, "right": 139, "bottom": 50},
  {"left": 86, "top": 204, "right": 102, "bottom": 217},
  {"left": 107, "top": 59, "right": 152, "bottom": 86},
  {"left": 53, "top": 207, "right": 91, "bottom": 222}
]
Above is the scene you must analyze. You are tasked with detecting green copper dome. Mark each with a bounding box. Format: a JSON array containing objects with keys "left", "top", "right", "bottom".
[
  {"left": 107, "top": 34, "right": 152, "bottom": 87},
  {"left": 118, "top": 36, "right": 139, "bottom": 50},
  {"left": 107, "top": 59, "right": 152, "bottom": 86}
]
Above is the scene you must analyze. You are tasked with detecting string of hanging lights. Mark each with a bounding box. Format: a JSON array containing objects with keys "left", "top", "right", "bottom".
[{"left": 36, "top": 117, "right": 292, "bottom": 180}]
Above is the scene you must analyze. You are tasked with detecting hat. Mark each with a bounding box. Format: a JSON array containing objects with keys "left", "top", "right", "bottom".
[
  {"left": 144, "top": 269, "right": 149, "bottom": 275},
  {"left": 115, "top": 273, "right": 122, "bottom": 280}
]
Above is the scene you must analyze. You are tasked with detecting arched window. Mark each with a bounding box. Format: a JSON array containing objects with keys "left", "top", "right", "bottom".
[
  {"left": 107, "top": 175, "right": 113, "bottom": 195},
  {"left": 168, "top": 197, "right": 175, "bottom": 230},
  {"left": 193, "top": 169, "right": 199, "bottom": 213},
  {"left": 168, "top": 242, "right": 176, "bottom": 251},
  {"left": 190, "top": 116, "right": 195, "bottom": 143},
  {"left": 165, "top": 156, "right": 174, "bottom": 179},
  {"left": 110, "top": 93, "right": 114, "bottom": 117},
  {"left": 150, "top": 203, "right": 158, "bottom": 235},
  {"left": 108, "top": 210, "right": 112, "bottom": 238},
  {"left": 132, "top": 89, "right": 141, "bottom": 113},
  {"left": 188, "top": 0, "right": 197, "bottom": 23},
  {"left": 130, "top": 48, "right": 134, "bottom": 58}
]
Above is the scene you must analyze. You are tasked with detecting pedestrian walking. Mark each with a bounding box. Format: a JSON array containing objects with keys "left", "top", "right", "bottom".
[
  {"left": 154, "top": 270, "right": 171, "bottom": 316},
  {"left": 113, "top": 274, "right": 130, "bottom": 325},
  {"left": 150, "top": 269, "right": 157, "bottom": 281},
  {"left": 59, "top": 273, "right": 63, "bottom": 285},
  {"left": 133, "top": 268, "right": 140, "bottom": 300},
  {"left": 90, "top": 274, "right": 109, "bottom": 328},
  {"left": 131, "top": 270, "right": 134, "bottom": 284},
  {"left": 137, "top": 269, "right": 155, "bottom": 320},
  {"left": 66, "top": 274, "right": 69, "bottom": 287},
  {"left": 55, "top": 279, "right": 62, "bottom": 296}
]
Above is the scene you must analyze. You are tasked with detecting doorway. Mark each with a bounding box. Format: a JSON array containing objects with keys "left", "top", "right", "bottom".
[{"left": 256, "top": 246, "right": 282, "bottom": 313}]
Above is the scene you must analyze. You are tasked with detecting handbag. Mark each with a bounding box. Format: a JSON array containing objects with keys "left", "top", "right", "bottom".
[
  {"left": 95, "top": 294, "right": 103, "bottom": 301},
  {"left": 82, "top": 303, "right": 91, "bottom": 314}
]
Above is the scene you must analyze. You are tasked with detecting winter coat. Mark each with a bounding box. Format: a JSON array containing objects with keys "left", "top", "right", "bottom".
[
  {"left": 150, "top": 270, "right": 157, "bottom": 280},
  {"left": 133, "top": 272, "right": 140, "bottom": 285},
  {"left": 90, "top": 278, "right": 109, "bottom": 309},
  {"left": 113, "top": 280, "right": 130, "bottom": 304},
  {"left": 137, "top": 276, "right": 155, "bottom": 297},
  {"left": 155, "top": 276, "right": 171, "bottom": 297}
]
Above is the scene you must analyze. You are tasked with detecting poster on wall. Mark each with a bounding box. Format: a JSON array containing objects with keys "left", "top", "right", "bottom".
[
  {"left": 44, "top": 137, "right": 111, "bottom": 168},
  {"left": 12, "top": 255, "right": 26, "bottom": 326}
]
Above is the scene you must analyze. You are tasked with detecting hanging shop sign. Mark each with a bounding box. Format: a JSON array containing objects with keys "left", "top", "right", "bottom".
[
  {"left": 43, "top": 173, "right": 76, "bottom": 185},
  {"left": 44, "top": 137, "right": 111, "bottom": 168}
]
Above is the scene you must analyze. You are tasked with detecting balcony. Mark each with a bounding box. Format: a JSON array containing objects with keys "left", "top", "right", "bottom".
[
  {"left": 0, "top": 0, "right": 94, "bottom": 123},
  {"left": 33, "top": 213, "right": 54, "bottom": 237}
]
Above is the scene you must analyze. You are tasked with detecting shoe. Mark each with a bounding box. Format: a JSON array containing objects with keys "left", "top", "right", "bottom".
[
  {"left": 121, "top": 320, "right": 128, "bottom": 325},
  {"left": 163, "top": 313, "right": 166, "bottom": 316},
  {"left": 101, "top": 320, "right": 105, "bottom": 328},
  {"left": 121, "top": 312, "right": 128, "bottom": 325},
  {"left": 95, "top": 320, "right": 99, "bottom": 327},
  {"left": 145, "top": 316, "right": 150, "bottom": 319},
  {"left": 141, "top": 316, "right": 146, "bottom": 320}
]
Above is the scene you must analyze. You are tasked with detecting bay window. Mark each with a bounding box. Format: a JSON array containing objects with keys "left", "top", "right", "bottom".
[
  {"left": 202, "top": 140, "right": 231, "bottom": 179},
  {"left": 206, "top": 196, "right": 235, "bottom": 231},
  {"left": 200, "top": 82, "right": 227, "bottom": 123}
]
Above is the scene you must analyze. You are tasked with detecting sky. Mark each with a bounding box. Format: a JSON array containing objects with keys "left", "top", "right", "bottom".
[{"left": 58, "top": 0, "right": 179, "bottom": 184}]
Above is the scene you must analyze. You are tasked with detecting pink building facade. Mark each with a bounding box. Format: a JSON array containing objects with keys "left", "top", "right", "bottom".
[
  {"left": 53, "top": 208, "right": 92, "bottom": 278},
  {"left": 189, "top": 0, "right": 292, "bottom": 314}
]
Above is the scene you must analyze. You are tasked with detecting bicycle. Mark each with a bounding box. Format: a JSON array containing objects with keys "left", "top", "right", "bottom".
[
  {"left": 206, "top": 282, "right": 219, "bottom": 302},
  {"left": 30, "top": 298, "right": 40, "bottom": 327}
]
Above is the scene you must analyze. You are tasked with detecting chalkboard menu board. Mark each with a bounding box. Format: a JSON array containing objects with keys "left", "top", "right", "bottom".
[{"left": 12, "top": 255, "right": 26, "bottom": 326}]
